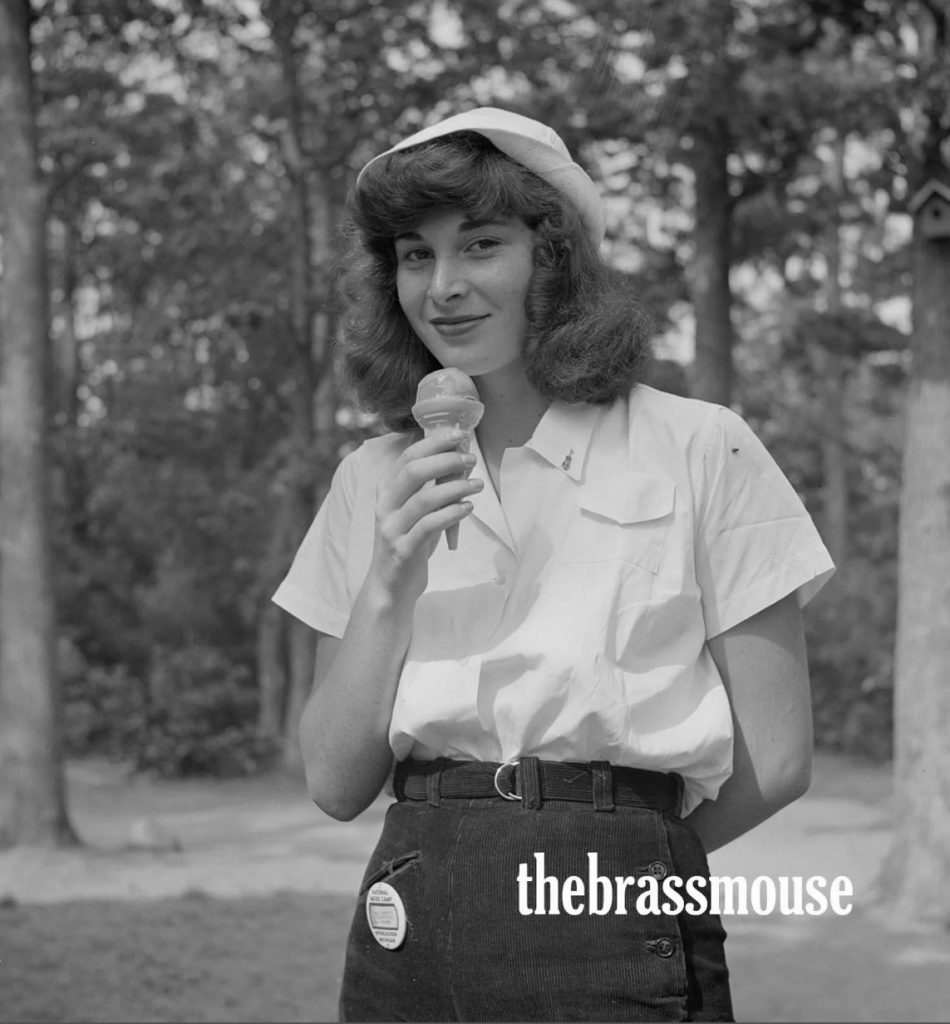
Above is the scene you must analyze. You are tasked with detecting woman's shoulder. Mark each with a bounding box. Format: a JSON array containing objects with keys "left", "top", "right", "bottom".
[
  {"left": 600, "top": 384, "right": 765, "bottom": 487},
  {"left": 628, "top": 382, "right": 719, "bottom": 417},
  {"left": 625, "top": 384, "right": 728, "bottom": 444}
]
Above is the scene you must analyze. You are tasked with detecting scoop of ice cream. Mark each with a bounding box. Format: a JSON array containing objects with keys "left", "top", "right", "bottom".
[
  {"left": 412, "top": 368, "right": 484, "bottom": 433},
  {"left": 415, "top": 367, "right": 480, "bottom": 403},
  {"left": 411, "top": 368, "right": 484, "bottom": 551}
]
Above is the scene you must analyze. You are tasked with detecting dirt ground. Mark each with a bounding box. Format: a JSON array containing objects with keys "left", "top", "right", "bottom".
[{"left": 2, "top": 752, "right": 950, "bottom": 1021}]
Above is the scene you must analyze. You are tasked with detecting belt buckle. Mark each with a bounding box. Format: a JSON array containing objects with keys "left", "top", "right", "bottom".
[{"left": 493, "top": 761, "right": 521, "bottom": 801}]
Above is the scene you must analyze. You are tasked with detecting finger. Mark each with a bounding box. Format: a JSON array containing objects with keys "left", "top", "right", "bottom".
[
  {"left": 385, "top": 475, "right": 484, "bottom": 541},
  {"left": 377, "top": 485, "right": 476, "bottom": 560},
  {"left": 401, "top": 427, "right": 468, "bottom": 462},
  {"left": 403, "top": 499, "right": 476, "bottom": 555},
  {"left": 384, "top": 448, "right": 477, "bottom": 511},
  {"left": 405, "top": 474, "right": 484, "bottom": 524}
]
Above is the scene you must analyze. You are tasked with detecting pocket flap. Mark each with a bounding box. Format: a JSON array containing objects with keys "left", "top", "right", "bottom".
[{"left": 576, "top": 473, "right": 675, "bottom": 525}]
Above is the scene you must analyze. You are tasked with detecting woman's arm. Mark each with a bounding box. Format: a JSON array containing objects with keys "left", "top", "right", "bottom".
[
  {"left": 298, "top": 590, "right": 411, "bottom": 822},
  {"left": 684, "top": 592, "right": 813, "bottom": 854},
  {"left": 298, "top": 429, "right": 482, "bottom": 821}
]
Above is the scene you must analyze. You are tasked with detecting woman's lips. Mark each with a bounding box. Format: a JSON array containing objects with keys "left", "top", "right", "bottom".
[{"left": 429, "top": 315, "right": 489, "bottom": 337}]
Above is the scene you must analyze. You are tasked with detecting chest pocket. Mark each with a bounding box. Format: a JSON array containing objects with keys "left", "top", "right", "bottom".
[{"left": 558, "top": 472, "right": 675, "bottom": 576}]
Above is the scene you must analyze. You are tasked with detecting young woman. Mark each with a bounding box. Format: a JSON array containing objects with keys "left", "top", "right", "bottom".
[{"left": 273, "top": 107, "right": 834, "bottom": 1022}]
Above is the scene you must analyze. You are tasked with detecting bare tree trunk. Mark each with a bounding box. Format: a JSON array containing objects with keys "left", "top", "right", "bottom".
[
  {"left": 819, "top": 135, "right": 849, "bottom": 570},
  {"left": 281, "top": 169, "right": 342, "bottom": 771},
  {"left": 255, "top": 4, "right": 337, "bottom": 773},
  {"left": 256, "top": 569, "right": 290, "bottom": 741},
  {"left": 277, "top": 10, "right": 316, "bottom": 776},
  {"left": 0, "top": 0, "right": 77, "bottom": 848},
  {"left": 683, "top": 0, "right": 735, "bottom": 407},
  {"left": 876, "top": 1, "right": 950, "bottom": 921},
  {"left": 687, "top": 119, "right": 734, "bottom": 406},
  {"left": 818, "top": 366, "right": 848, "bottom": 566},
  {"left": 51, "top": 217, "right": 80, "bottom": 425},
  {"left": 878, "top": 192, "right": 950, "bottom": 921}
]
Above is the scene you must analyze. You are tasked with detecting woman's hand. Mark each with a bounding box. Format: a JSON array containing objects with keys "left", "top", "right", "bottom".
[
  {"left": 299, "top": 429, "right": 483, "bottom": 820},
  {"left": 368, "top": 427, "right": 483, "bottom": 602}
]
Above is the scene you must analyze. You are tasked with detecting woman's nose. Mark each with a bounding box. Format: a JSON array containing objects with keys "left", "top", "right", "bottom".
[{"left": 427, "top": 256, "right": 468, "bottom": 303}]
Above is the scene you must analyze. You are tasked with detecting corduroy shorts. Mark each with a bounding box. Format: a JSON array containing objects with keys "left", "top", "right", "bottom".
[{"left": 338, "top": 761, "right": 733, "bottom": 1022}]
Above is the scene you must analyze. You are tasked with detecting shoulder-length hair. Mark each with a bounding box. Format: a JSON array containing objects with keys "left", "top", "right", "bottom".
[{"left": 338, "top": 131, "right": 653, "bottom": 432}]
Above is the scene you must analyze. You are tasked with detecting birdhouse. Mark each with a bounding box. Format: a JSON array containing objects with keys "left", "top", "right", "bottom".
[{"left": 908, "top": 179, "right": 950, "bottom": 240}]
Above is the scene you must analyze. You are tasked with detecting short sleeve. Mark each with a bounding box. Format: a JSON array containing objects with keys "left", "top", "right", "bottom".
[
  {"left": 694, "top": 407, "right": 835, "bottom": 639},
  {"left": 271, "top": 449, "right": 362, "bottom": 637}
]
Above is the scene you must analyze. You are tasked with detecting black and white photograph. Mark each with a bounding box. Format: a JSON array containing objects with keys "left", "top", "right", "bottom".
[{"left": 1, "top": 0, "right": 949, "bottom": 1020}]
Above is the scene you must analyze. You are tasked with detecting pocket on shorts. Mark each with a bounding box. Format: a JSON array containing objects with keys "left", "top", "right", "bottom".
[{"left": 358, "top": 849, "right": 422, "bottom": 896}]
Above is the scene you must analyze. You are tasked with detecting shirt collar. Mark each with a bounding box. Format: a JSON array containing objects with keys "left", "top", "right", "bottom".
[{"left": 525, "top": 400, "right": 603, "bottom": 481}]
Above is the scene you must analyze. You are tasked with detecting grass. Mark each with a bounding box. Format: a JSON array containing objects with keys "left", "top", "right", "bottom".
[
  {"left": 1, "top": 891, "right": 353, "bottom": 1023},
  {"left": 726, "top": 911, "right": 950, "bottom": 1022},
  {"left": 4, "top": 891, "right": 950, "bottom": 1022}
]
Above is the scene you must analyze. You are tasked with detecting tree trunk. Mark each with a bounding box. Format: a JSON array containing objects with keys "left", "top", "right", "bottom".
[
  {"left": 819, "top": 135, "right": 849, "bottom": 570},
  {"left": 686, "top": 118, "right": 734, "bottom": 406},
  {"left": 878, "top": 197, "right": 950, "bottom": 921},
  {"left": 281, "top": 170, "right": 341, "bottom": 772},
  {"left": 818, "top": 356, "right": 848, "bottom": 567},
  {"left": 278, "top": 9, "right": 316, "bottom": 776},
  {"left": 51, "top": 217, "right": 80, "bottom": 425},
  {"left": 256, "top": 5, "right": 333, "bottom": 774},
  {"left": 0, "top": 0, "right": 77, "bottom": 848},
  {"left": 683, "top": 0, "right": 737, "bottom": 407},
  {"left": 256, "top": 587, "right": 289, "bottom": 739}
]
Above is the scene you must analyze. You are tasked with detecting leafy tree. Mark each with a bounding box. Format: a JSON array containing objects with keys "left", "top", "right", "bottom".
[{"left": 37, "top": 0, "right": 306, "bottom": 774}]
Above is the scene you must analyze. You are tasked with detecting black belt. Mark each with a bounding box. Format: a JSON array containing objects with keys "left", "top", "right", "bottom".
[{"left": 393, "top": 757, "right": 683, "bottom": 814}]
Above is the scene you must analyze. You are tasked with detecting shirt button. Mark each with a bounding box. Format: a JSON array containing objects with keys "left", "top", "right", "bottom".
[
  {"left": 648, "top": 861, "right": 667, "bottom": 879},
  {"left": 654, "top": 938, "right": 675, "bottom": 958}
]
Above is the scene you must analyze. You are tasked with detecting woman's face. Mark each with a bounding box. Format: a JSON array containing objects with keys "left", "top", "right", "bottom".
[{"left": 394, "top": 208, "right": 535, "bottom": 379}]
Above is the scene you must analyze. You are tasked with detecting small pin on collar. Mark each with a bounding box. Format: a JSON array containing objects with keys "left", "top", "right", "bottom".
[{"left": 561, "top": 449, "right": 574, "bottom": 471}]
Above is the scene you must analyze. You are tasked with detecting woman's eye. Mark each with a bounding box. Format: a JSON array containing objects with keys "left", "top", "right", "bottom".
[
  {"left": 399, "top": 247, "right": 430, "bottom": 264},
  {"left": 470, "top": 238, "right": 500, "bottom": 254}
]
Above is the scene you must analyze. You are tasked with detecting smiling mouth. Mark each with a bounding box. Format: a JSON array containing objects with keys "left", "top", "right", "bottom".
[
  {"left": 430, "top": 315, "right": 489, "bottom": 326},
  {"left": 429, "top": 315, "right": 489, "bottom": 338}
]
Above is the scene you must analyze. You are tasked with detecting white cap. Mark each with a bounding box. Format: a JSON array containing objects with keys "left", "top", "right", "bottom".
[{"left": 356, "top": 107, "right": 606, "bottom": 245}]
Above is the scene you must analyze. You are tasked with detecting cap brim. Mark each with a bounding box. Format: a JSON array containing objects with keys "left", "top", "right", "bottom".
[{"left": 357, "top": 112, "right": 605, "bottom": 245}]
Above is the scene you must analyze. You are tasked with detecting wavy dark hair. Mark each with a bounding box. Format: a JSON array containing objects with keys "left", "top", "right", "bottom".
[{"left": 338, "top": 131, "right": 654, "bottom": 431}]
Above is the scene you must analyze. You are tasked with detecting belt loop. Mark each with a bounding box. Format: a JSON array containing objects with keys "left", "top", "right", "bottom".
[
  {"left": 672, "top": 772, "right": 685, "bottom": 818},
  {"left": 519, "top": 756, "right": 542, "bottom": 810},
  {"left": 591, "top": 761, "right": 615, "bottom": 812},
  {"left": 426, "top": 759, "right": 444, "bottom": 807},
  {"left": 393, "top": 761, "right": 407, "bottom": 801}
]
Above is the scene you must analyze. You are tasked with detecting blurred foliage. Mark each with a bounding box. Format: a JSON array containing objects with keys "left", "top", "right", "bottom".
[
  {"left": 24, "top": 0, "right": 942, "bottom": 775},
  {"left": 62, "top": 645, "right": 280, "bottom": 777},
  {"left": 138, "top": 646, "right": 280, "bottom": 778}
]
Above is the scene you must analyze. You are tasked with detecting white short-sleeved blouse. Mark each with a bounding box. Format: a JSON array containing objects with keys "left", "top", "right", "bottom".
[{"left": 273, "top": 385, "right": 834, "bottom": 814}]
